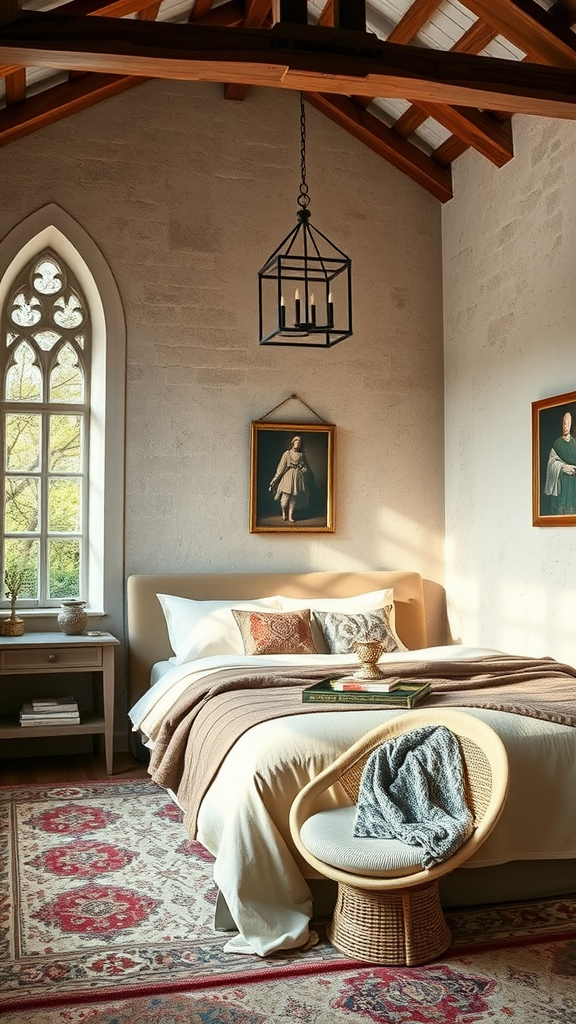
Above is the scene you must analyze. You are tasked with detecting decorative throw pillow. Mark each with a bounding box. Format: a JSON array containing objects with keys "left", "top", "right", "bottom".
[
  {"left": 313, "top": 608, "right": 401, "bottom": 655},
  {"left": 278, "top": 589, "right": 406, "bottom": 653},
  {"left": 232, "top": 608, "right": 319, "bottom": 656},
  {"left": 156, "top": 593, "right": 283, "bottom": 664}
]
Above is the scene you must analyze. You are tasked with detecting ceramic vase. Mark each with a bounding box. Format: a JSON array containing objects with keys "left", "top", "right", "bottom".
[{"left": 57, "top": 599, "right": 88, "bottom": 635}]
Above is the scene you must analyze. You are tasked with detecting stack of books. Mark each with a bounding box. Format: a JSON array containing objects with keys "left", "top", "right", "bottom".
[
  {"left": 19, "top": 696, "right": 81, "bottom": 727},
  {"left": 302, "top": 677, "right": 431, "bottom": 708}
]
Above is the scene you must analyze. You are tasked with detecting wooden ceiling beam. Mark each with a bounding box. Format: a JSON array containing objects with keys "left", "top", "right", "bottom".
[
  {"left": 138, "top": 4, "right": 161, "bottom": 19},
  {"left": 550, "top": 0, "right": 576, "bottom": 28},
  {"left": 4, "top": 67, "right": 26, "bottom": 104},
  {"left": 305, "top": 92, "right": 453, "bottom": 202},
  {"left": 272, "top": 0, "right": 307, "bottom": 23},
  {"left": 191, "top": 1, "right": 246, "bottom": 28},
  {"left": 224, "top": 0, "right": 273, "bottom": 98},
  {"left": 432, "top": 48, "right": 545, "bottom": 167},
  {"left": 4, "top": 15, "right": 576, "bottom": 117},
  {"left": 334, "top": 0, "right": 366, "bottom": 32},
  {"left": 386, "top": 0, "right": 442, "bottom": 44},
  {"left": 0, "top": 71, "right": 145, "bottom": 147},
  {"left": 51, "top": 0, "right": 158, "bottom": 15},
  {"left": 244, "top": 0, "right": 274, "bottom": 28},
  {"left": 0, "top": 1, "right": 20, "bottom": 25},
  {"left": 393, "top": 20, "right": 499, "bottom": 136},
  {"left": 189, "top": 0, "right": 216, "bottom": 18},
  {"left": 462, "top": 0, "right": 576, "bottom": 67},
  {"left": 0, "top": 0, "right": 163, "bottom": 76},
  {"left": 411, "top": 102, "right": 513, "bottom": 164},
  {"left": 316, "top": 1, "right": 335, "bottom": 27},
  {"left": 433, "top": 133, "right": 469, "bottom": 165}
]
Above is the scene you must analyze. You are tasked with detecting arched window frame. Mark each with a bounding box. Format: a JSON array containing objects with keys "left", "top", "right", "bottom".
[
  {"left": 0, "top": 206, "right": 125, "bottom": 627},
  {"left": 2, "top": 250, "right": 91, "bottom": 605}
]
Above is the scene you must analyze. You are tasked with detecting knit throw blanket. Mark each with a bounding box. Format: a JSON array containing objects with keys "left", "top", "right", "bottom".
[{"left": 353, "top": 724, "right": 474, "bottom": 868}]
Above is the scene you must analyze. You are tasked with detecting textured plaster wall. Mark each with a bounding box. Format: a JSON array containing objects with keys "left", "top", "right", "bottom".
[
  {"left": 443, "top": 117, "right": 576, "bottom": 664},
  {"left": 0, "top": 81, "right": 444, "bottom": 741},
  {"left": 116, "top": 84, "right": 445, "bottom": 584}
]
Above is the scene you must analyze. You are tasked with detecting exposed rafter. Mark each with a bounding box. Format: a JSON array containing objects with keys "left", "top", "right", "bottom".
[
  {"left": 0, "top": 0, "right": 576, "bottom": 202},
  {"left": 223, "top": 0, "right": 272, "bottom": 101},
  {"left": 306, "top": 92, "right": 453, "bottom": 202},
  {"left": 2, "top": 15, "right": 576, "bottom": 118}
]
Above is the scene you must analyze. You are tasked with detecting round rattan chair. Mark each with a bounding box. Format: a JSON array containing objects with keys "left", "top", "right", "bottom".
[{"left": 289, "top": 708, "right": 509, "bottom": 966}]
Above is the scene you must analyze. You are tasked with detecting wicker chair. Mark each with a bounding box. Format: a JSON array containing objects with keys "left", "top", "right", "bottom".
[{"left": 289, "top": 708, "right": 509, "bottom": 966}]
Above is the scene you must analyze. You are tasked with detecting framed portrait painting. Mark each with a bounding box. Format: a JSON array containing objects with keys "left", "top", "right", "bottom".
[
  {"left": 532, "top": 390, "right": 576, "bottom": 526},
  {"left": 249, "top": 422, "right": 335, "bottom": 533}
]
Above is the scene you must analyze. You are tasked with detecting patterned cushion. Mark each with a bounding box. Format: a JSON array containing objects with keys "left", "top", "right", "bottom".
[
  {"left": 313, "top": 608, "right": 401, "bottom": 655},
  {"left": 232, "top": 608, "right": 318, "bottom": 656}
]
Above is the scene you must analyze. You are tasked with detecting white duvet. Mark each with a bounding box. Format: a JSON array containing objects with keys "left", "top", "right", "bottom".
[{"left": 129, "top": 645, "right": 576, "bottom": 957}]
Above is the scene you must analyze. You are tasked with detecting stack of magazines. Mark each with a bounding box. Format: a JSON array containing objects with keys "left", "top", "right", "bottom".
[{"left": 19, "top": 696, "right": 80, "bottom": 727}]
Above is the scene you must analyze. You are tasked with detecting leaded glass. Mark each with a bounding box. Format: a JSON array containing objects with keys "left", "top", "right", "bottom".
[
  {"left": 33, "top": 259, "right": 63, "bottom": 295},
  {"left": 10, "top": 293, "right": 42, "bottom": 327},
  {"left": 53, "top": 293, "right": 84, "bottom": 330},
  {"left": 33, "top": 330, "right": 61, "bottom": 351}
]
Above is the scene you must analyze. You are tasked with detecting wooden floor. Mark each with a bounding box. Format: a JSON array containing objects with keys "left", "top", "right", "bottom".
[{"left": 0, "top": 751, "right": 150, "bottom": 785}]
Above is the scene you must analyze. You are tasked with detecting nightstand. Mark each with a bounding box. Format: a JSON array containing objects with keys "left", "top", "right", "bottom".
[{"left": 0, "top": 632, "right": 119, "bottom": 774}]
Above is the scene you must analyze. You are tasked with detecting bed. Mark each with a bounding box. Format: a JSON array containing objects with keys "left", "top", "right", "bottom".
[{"left": 126, "top": 570, "right": 576, "bottom": 957}]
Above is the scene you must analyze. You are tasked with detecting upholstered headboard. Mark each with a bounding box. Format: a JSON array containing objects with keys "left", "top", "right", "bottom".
[{"left": 125, "top": 570, "right": 447, "bottom": 709}]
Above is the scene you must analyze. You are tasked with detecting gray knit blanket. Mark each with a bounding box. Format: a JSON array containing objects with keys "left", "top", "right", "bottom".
[{"left": 353, "top": 725, "right": 474, "bottom": 868}]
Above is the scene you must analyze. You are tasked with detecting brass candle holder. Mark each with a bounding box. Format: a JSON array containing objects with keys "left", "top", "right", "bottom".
[{"left": 353, "top": 638, "right": 387, "bottom": 679}]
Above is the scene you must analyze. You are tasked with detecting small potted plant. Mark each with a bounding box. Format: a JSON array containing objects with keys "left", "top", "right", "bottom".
[{"left": 1, "top": 566, "right": 29, "bottom": 637}]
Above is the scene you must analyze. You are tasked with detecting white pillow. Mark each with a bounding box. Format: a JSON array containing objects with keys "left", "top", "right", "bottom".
[
  {"left": 157, "top": 593, "right": 283, "bottom": 665},
  {"left": 278, "top": 589, "right": 407, "bottom": 653},
  {"left": 278, "top": 588, "right": 394, "bottom": 614}
]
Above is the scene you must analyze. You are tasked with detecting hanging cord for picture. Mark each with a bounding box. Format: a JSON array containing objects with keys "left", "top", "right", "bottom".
[{"left": 257, "top": 394, "right": 329, "bottom": 423}]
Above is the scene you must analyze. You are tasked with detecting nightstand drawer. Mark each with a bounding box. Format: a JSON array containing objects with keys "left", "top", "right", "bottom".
[{"left": 0, "top": 646, "right": 103, "bottom": 671}]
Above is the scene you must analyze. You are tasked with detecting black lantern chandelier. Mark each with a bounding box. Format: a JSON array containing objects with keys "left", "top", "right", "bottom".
[{"left": 258, "top": 94, "right": 352, "bottom": 348}]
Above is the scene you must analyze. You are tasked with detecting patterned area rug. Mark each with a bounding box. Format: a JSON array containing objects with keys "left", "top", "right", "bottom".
[{"left": 2, "top": 778, "right": 576, "bottom": 1023}]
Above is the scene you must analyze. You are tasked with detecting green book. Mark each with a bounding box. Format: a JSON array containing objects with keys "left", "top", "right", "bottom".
[{"left": 301, "top": 678, "right": 432, "bottom": 708}]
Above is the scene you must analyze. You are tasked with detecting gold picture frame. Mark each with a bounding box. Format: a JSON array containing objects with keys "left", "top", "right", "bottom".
[
  {"left": 532, "top": 389, "right": 576, "bottom": 526},
  {"left": 250, "top": 422, "right": 335, "bottom": 533}
]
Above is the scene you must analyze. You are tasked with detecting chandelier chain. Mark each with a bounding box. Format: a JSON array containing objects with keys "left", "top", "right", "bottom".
[{"left": 298, "top": 93, "right": 310, "bottom": 210}]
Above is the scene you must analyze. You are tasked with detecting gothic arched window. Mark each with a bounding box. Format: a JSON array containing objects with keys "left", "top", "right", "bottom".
[{"left": 2, "top": 251, "right": 91, "bottom": 603}]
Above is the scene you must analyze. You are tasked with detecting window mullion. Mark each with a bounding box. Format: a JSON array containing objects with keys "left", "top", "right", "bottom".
[{"left": 40, "top": 408, "right": 50, "bottom": 604}]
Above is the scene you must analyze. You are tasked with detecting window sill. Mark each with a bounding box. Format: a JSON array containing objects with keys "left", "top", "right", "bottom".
[{"left": 0, "top": 609, "right": 106, "bottom": 619}]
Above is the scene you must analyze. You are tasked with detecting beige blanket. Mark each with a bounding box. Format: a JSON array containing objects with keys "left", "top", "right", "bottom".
[{"left": 148, "top": 655, "right": 576, "bottom": 838}]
